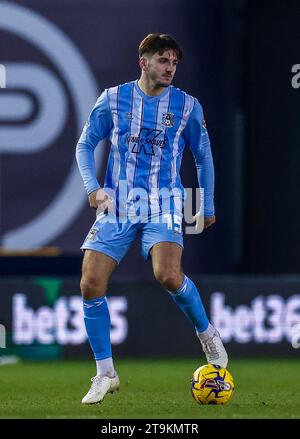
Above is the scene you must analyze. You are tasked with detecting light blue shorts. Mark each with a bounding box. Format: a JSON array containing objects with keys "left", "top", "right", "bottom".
[{"left": 81, "top": 211, "right": 184, "bottom": 264}]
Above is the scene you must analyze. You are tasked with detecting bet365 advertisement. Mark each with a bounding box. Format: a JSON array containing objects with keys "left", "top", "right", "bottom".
[{"left": 0, "top": 276, "right": 300, "bottom": 360}]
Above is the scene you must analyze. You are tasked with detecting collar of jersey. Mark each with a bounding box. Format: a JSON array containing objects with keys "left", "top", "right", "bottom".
[{"left": 134, "top": 80, "right": 170, "bottom": 100}]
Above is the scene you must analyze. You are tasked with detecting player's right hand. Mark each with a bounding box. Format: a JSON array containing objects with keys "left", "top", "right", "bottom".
[
  {"left": 192, "top": 212, "right": 216, "bottom": 234},
  {"left": 88, "top": 188, "right": 113, "bottom": 212}
]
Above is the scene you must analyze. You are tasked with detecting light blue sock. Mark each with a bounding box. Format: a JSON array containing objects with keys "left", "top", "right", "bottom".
[
  {"left": 83, "top": 296, "right": 112, "bottom": 360},
  {"left": 168, "top": 276, "right": 209, "bottom": 332}
]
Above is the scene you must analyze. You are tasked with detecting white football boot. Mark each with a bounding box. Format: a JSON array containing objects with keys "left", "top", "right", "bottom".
[
  {"left": 199, "top": 329, "right": 228, "bottom": 368},
  {"left": 81, "top": 374, "right": 120, "bottom": 404}
]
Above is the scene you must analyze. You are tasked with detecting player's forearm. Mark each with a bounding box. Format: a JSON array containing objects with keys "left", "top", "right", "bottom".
[
  {"left": 193, "top": 146, "right": 215, "bottom": 217},
  {"left": 76, "top": 142, "right": 100, "bottom": 195}
]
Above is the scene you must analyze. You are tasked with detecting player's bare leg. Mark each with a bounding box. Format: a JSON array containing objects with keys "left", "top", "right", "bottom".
[
  {"left": 80, "top": 250, "right": 120, "bottom": 404},
  {"left": 81, "top": 249, "right": 117, "bottom": 300},
  {"left": 151, "top": 242, "right": 228, "bottom": 368},
  {"left": 151, "top": 242, "right": 184, "bottom": 291}
]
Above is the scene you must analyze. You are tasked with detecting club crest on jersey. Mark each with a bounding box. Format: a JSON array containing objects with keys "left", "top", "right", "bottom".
[
  {"left": 162, "top": 112, "right": 174, "bottom": 128},
  {"left": 86, "top": 227, "right": 99, "bottom": 242}
]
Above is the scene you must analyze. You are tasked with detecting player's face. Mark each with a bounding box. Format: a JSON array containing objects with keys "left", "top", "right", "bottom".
[{"left": 146, "top": 50, "right": 178, "bottom": 87}]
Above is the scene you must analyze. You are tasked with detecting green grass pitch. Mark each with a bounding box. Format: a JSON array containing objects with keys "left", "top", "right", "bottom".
[{"left": 0, "top": 358, "right": 299, "bottom": 419}]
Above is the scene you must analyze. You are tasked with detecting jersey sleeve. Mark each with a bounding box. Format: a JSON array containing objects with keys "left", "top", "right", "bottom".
[
  {"left": 76, "top": 90, "right": 113, "bottom": 195},
  {"left": 183, "top": 98, "right": 215, "bottom": 216}
]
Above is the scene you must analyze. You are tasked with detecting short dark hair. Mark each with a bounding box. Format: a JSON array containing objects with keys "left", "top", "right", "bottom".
[{"left": 139, "top": 33, "right": 183, "bottom": 59}]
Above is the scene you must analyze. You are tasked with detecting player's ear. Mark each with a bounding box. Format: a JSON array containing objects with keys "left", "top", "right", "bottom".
[{"left": 139, "top": 56, "right": 149, "bottom": 71}]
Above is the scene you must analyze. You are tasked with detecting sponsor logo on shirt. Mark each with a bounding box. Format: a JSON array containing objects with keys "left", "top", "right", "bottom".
[{"left": 126, "top": 128, "right": 166, "bottom": 155}]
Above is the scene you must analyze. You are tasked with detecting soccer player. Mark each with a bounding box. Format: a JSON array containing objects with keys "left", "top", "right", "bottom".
[{"left": 76, "top": 33, "right": 228, "bottom": 405}]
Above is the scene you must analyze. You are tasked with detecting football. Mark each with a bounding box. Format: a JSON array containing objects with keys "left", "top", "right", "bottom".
[{"left": 191, "top": 364, "right": 234, "bottom": 405}]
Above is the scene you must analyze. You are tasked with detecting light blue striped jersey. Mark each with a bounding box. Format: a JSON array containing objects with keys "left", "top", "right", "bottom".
[{"left": 76, "top": 80, "right": 215, "bottom": 216}]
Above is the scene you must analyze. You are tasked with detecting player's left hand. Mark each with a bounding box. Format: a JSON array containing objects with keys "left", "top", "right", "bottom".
[
  {"left": 192, "top": 212, "right": 216, "bottom": 234},
  {"left": 204, "top": 215, "right": 216, "bottom": 229}
]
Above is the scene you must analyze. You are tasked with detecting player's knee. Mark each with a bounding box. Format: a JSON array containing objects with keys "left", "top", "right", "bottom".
[
  {"left": 154, "top": 269, "right": 182, "bottom": 291},
  {"left": 80, "top": 276, "right": 106, "bottom": 300}
]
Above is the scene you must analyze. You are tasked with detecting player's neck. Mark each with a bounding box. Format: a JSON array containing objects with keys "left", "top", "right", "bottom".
[{"left": 137, "top": 77, "right": 166, "bottom": 97}]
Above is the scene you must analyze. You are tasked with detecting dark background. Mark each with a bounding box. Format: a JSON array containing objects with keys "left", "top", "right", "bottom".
[{"left": 0, "top": 0, "right": 300, "bottom": 279}]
